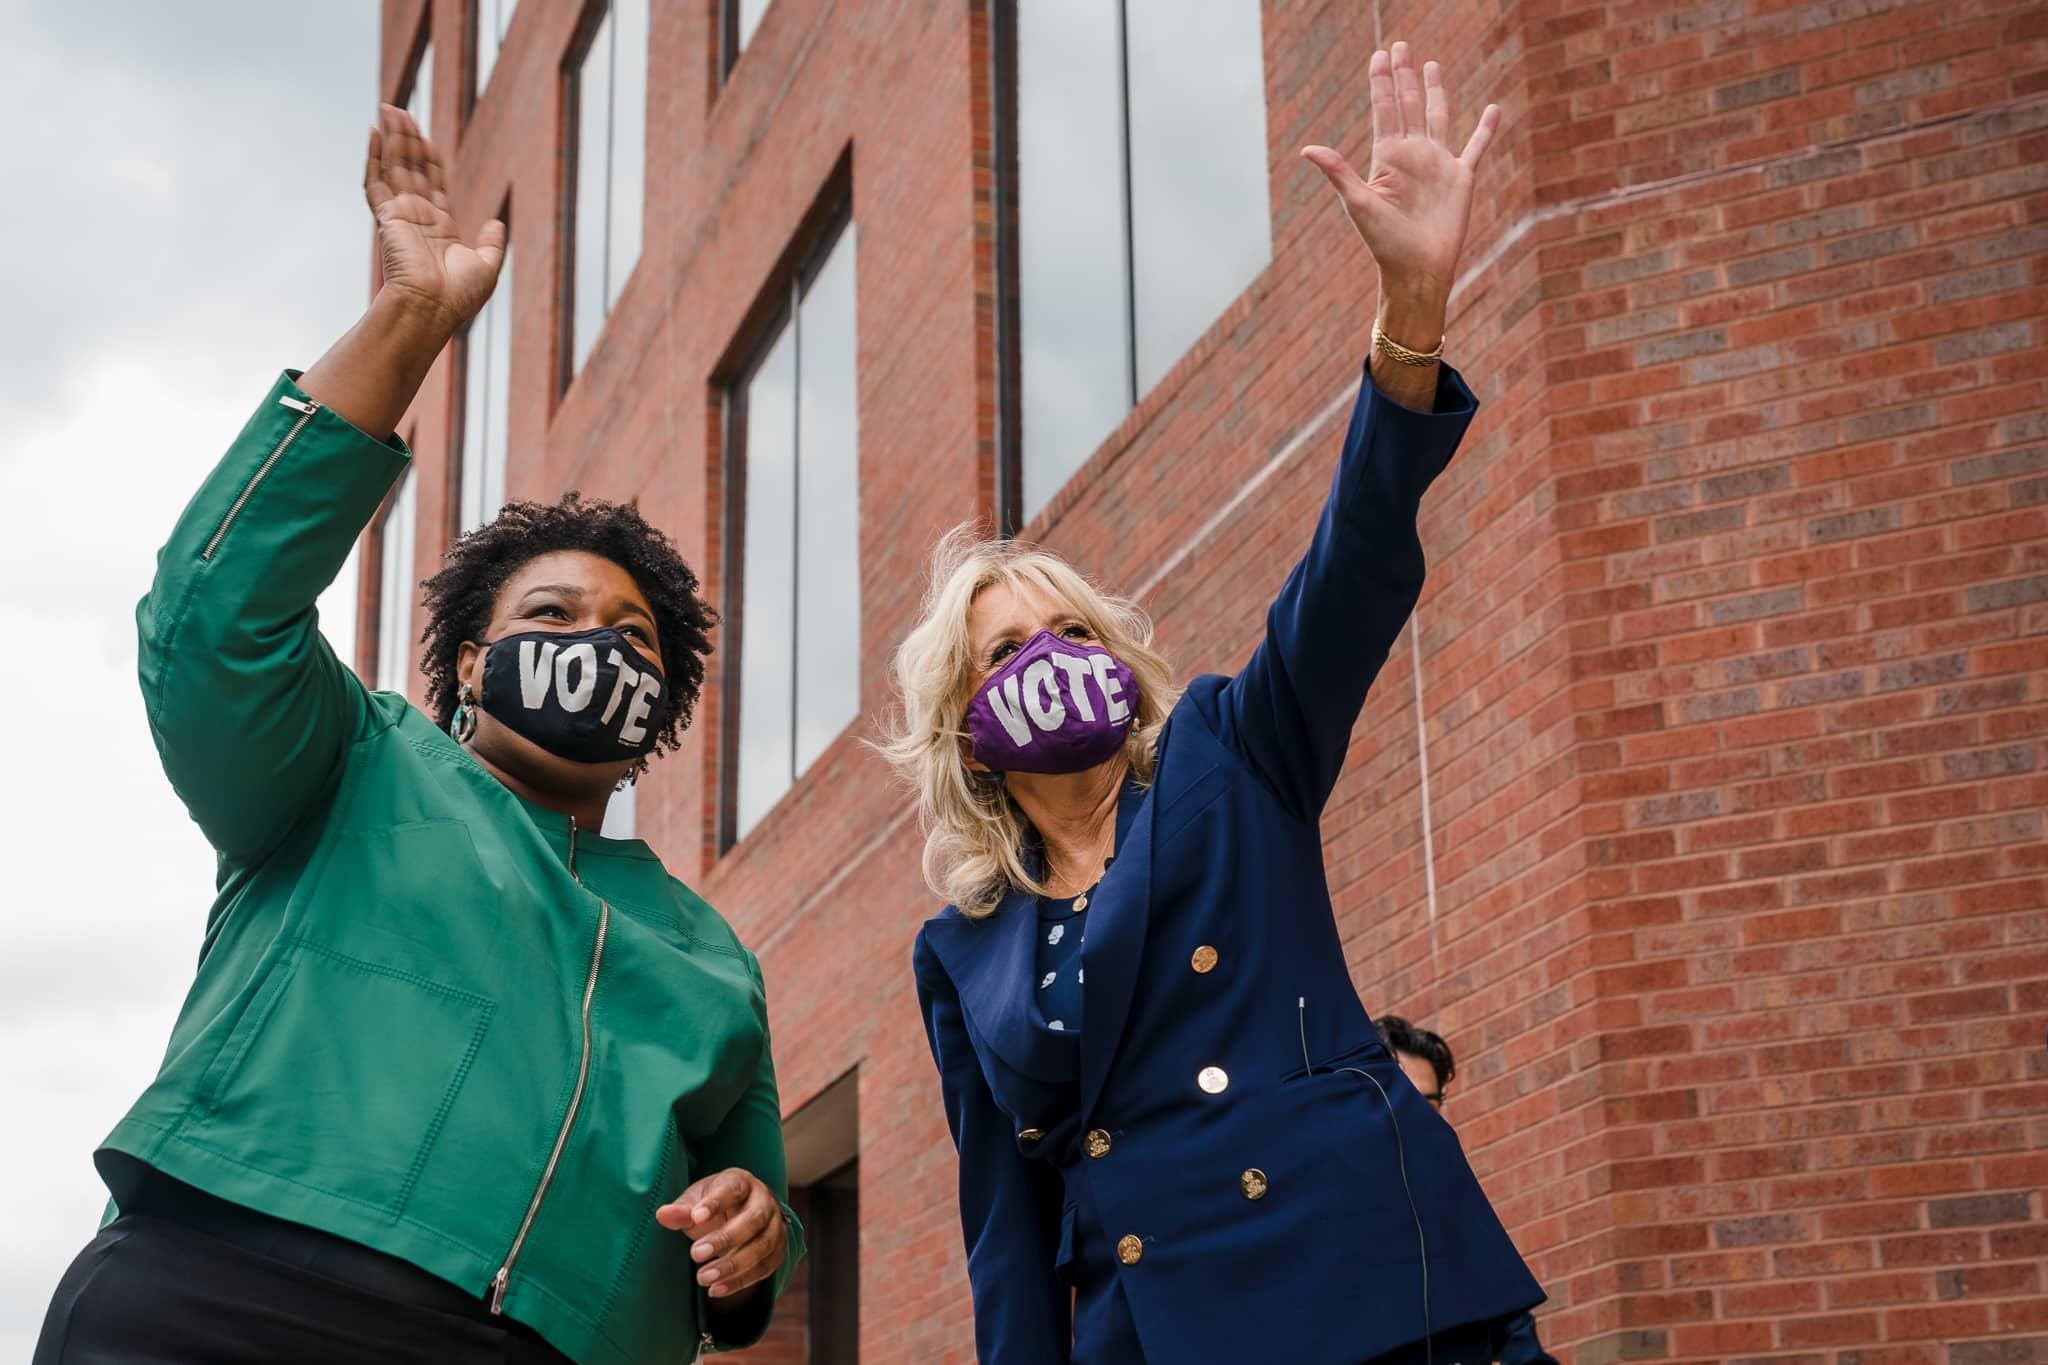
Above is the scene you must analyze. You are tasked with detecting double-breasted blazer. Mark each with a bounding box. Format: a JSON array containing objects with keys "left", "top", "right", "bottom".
[{"left": 915, "top": 363, "right": 1544, "bottom": 1363}]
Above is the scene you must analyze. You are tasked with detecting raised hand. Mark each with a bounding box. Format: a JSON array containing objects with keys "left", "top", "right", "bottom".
[
  {"left": 363, "top": 103, "right": 506, "bottom": 329},
  {"left": 1301, "top": 43, "right": 1500, "bottom": 304}
]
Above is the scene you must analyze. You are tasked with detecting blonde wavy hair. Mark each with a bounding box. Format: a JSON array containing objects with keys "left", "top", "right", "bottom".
[{"left": 879, "top": 526, "right": 1182, "bottom": 919}]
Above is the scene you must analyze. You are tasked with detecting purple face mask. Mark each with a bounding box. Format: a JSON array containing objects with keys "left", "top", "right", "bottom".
[{"left": 965, "top": 629, "right": 1141, "bottom": 774}]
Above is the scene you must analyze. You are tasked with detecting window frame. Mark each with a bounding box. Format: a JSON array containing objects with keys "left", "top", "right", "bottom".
[
  {"left": 988, "top": 0, "right": 1023, "bottom": 535},
  {"left": 716, "top": 194, "right": 856, "bottom": 852}
]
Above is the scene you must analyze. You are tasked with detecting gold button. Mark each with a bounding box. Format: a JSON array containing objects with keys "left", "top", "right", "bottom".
[
  {"left": 1084, "top": 1128, "right": 1112, "bottom": 1158},
  {"left": 1191, "top": 945, "right": 1219, "bottom": 973},
  {"left": 1198, "top": 1066, "right": 1230, "bottom": 1095},
  {"left": 1018, "top": 1128, "right": 1045, "bottom": 1143},
  {"left": 1240, "top": 1168, "right": 1269, "bottom": 1200},
  {"left": 1116, "top": 1234, "right": 1144, "bottom": 1266}
]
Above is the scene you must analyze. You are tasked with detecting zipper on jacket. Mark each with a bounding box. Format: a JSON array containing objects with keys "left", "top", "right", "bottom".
[
  {"left": 491, "top": 817, "right": 612, "bottom": 1316},
  {"left": 200, "top": 394, "right": 321, "bottom": 561}
]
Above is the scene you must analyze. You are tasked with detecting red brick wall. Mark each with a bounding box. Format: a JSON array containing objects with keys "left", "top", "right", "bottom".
[{"left": 376, "top": 0, "right": 2046, "bottom": 1359}]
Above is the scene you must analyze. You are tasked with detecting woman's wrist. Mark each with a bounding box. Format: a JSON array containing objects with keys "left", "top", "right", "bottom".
[
  {"left": 1369, "top": 274, "right": 1450, "bottom": 412},
  {"left": 365, "top": 286, "right": 462, "bottom": 356},
  {"left": 1375, "top": 273, "right": 1450, "bottom": 353},
  {"left": 297, "top": 289, "right": 459, "bottom": 440}
]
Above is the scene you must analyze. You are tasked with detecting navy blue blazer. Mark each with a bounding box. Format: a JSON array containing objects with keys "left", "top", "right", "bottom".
[{"left": 914, "top": 363, "right": 1544, "bottom": 1364}]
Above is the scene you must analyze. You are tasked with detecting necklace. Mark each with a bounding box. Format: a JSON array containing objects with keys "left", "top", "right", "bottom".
[{"left": 1045, "top": 853, "right": 1114, "bottom": 912}]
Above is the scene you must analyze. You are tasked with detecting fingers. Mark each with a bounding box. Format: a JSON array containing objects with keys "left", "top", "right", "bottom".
[
  {"left": 417, "top": 118, "right": 453, "bottom": 212},
  {"left": 693, "top": 1189, "right": 780, "bottom": 1296},
  {"left": 656, "top": 1168, "right": 749, "bottom": 1233},
  {"left": 1391, "top": 42, "right": 1425, "bottom": 139},
  {"left": 1424, "top": 60, "right": 1450, "bottom": 144},
  {"left": 1299, "top": 145, "right": 1369, "bottom": 202},
  {"left": 1368, "top": 47, "right": 1397, "bottom": 143},
  {"left": 381, "top": 104, "right": 441, "bottom": 209},
  {"left": 657, "top": 1170, "right": 784, "bottom": 1298},
  {"left": 1460, "top": 103, "right": 1502, "bottom": 168},
  {"left": 363, "top": 125, "right": 391, "bottom": 212}
]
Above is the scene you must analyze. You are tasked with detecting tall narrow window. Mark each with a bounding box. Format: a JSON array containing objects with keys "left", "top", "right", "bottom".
[
  {"left": 375, "top": 473, "right": 418, "bottom": 694},
  {"left": 566, "top": 0, "right": 649, "bottom": 377},
  {"left": 727, "top": 215, "right": 858, "bottom": 844},
  {"left": 457, "top": 244, "right": 513, "bottom": 535},
  {"left": 720, "top": 0, "right": 774, "bottom": 74},
  {"left": 1003, "top": 0, "right": 1269, "bottom": 523},
  {"left": 473, "top": 0, "right": 520, "bottom": 101},
  {"left": 405, "top": 38, "right": 434, "bottom": 137}
]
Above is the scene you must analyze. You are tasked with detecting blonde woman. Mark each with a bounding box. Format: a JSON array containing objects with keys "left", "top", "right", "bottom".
[{"left": 887, "top": 44, "right": 1541, "bottom": 1365}]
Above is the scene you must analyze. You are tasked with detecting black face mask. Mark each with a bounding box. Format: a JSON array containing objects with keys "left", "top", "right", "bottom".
[{"left": 477, "top": 626, "right": 668, "bottom": 764}]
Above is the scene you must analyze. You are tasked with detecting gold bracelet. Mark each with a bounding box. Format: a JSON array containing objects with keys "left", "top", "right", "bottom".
[{"left": 1373, "top": 321, "right": 1445, "bottom": 367}]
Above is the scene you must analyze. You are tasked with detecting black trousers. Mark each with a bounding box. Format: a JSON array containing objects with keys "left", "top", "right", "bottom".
[{"left": 34, "top": 1179, "right": 571, "bottom": 1365}]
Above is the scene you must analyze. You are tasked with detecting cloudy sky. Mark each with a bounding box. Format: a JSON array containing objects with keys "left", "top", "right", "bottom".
[{"left": 0, "top": 2, "right": 381, "bottom": 1349}]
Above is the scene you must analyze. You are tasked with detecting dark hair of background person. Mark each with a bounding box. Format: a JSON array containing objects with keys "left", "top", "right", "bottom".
[{"left": 1375, "top": 1015, "right": 1457, "bottom": 1089}]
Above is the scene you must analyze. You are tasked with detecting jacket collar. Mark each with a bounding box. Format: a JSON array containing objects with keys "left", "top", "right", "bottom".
[{"left": 920, "top": 774, "right": 1155, "bottom": 1104}]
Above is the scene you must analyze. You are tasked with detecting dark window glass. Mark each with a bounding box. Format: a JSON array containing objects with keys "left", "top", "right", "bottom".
[
  {"left": 567, "top": 0, "right": 648, "bottom": 376},
  {"left": 807, "top": 1161, "right": 859, "bottom": 1364},
  {"left": 1008, "top": 0, "right": 1269, "bottom": 522},
  {"left": 730, "top": 220, "right": 859, "bottom": 842},
  {"left": 1125, "top": 0, "right": 1271, "bottom": 393}
]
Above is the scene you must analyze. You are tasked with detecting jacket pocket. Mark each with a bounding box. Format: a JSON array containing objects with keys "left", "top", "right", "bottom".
[
  {"left": 180, "top": 938, "right": 495, "bottom": 1219},
  {"left": 1279, "top": 1035, "right": 1393, "bottom": 1085}
]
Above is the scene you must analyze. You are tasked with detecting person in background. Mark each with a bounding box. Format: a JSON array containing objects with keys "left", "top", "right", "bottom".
[
  {"left": 33, "top": 106, "right": 801, "bottom": 1364},
  {"left": 1376, "top": 1016, "right": 1559, "bottom": 1365}
]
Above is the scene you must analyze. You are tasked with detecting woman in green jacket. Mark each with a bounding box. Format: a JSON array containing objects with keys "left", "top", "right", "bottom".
[{"left": 33, "top": 107, "right": 801, "bottom": 1365}]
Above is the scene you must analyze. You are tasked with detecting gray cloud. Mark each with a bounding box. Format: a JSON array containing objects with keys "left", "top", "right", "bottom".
[{"left": 1, "top": 1, "right": 380, "bottom": 436}]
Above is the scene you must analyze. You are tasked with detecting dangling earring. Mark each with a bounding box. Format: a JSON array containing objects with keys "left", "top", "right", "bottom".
[
  {"left": 450, "top": 683, "right": 478, "bottom": 744},
  {"left": 616, "top": 759, "right": 648, "bottom": 792}
]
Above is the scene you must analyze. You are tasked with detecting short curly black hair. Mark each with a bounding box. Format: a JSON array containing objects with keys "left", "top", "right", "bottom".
[
  {"left": 419, "top": 492, "right": 718, "bottom": 755},
  {"left": 1374, "top": 1015, "right": 1456, "bottom": 1090}
]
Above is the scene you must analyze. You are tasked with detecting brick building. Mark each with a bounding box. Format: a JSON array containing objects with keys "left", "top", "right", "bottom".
[{"left": 365, "top": 0, "right": 2046, "bottom": 1359}]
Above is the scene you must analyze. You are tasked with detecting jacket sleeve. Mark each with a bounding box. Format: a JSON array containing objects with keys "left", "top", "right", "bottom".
[
  {"left": 136, "top": 371, "right": 410, "bottom": 866},
  {"left": 1210, "top": 362, "right": 1476, "bottom": 822},
  {"left": 694, "top": 953, "right": 807, "bottom": 1352},
  {"left": 912, "top": 930, "right": 1071, "bottom": 1365}
]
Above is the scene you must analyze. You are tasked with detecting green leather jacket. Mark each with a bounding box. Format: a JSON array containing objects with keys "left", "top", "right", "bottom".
[{"left": 106, "top": 371, "right": 803, "bottom": 1364}]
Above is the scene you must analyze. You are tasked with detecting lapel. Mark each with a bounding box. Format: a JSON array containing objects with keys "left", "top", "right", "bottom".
[
  {"left": 921, "top": 764, "right": 1166, "bottom": 1106},
  {"left": 921, "top": 880, "right": 1078, "bottom": 1085},
  {"left": 1078, "top": 772, "right": 1155, "bottom": 1120}
]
